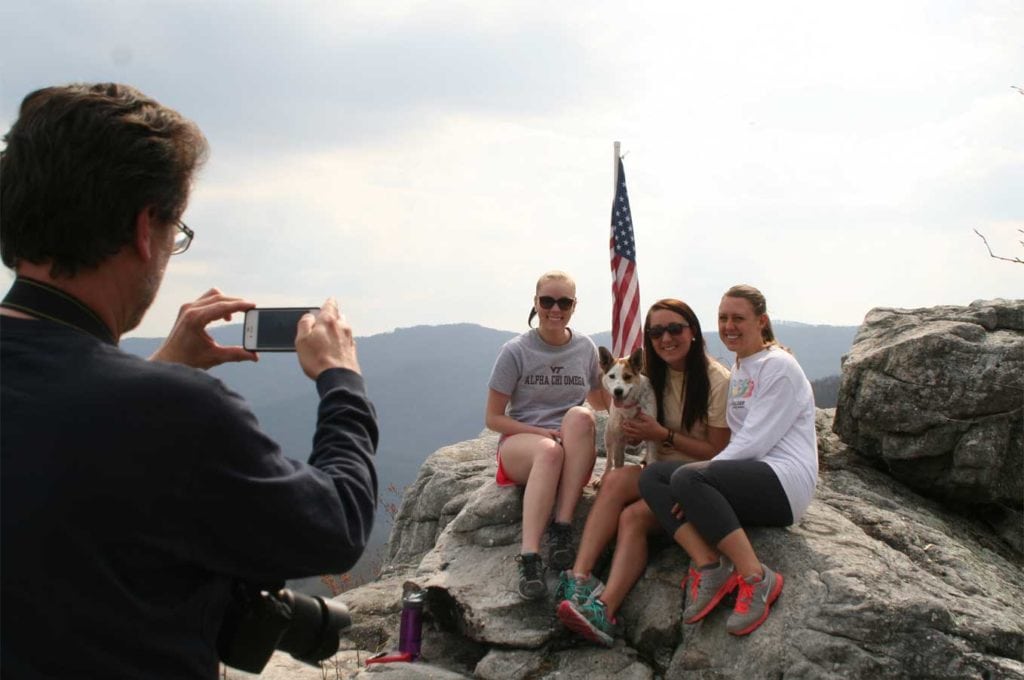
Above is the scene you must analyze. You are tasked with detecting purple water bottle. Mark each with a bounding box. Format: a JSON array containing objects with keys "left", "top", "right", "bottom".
[{"left": 397, "top": 587, "right": 424, "bottom": 660}]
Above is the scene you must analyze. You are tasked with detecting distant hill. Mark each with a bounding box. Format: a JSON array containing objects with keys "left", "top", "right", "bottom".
[
  {"left": 810, "top": 374, "right": 842, "bottom": 408},
  {"left": 122, "top": 320, "right": 856, "bottom": 587}
]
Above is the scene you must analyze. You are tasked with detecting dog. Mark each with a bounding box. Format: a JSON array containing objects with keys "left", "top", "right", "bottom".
[{"left": 598, "top": 346, "right": 658, "bottom": 486}]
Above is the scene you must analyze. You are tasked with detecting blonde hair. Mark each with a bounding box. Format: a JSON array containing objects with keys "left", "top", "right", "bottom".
[
  {"left": 535, "top": 270, "right": 576, "bottom": 295},
  {"left": 723, "top": 284, "right": 788, "bottom": 351}
]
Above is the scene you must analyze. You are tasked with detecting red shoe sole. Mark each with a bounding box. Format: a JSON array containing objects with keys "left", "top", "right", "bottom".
[
  {"left": 683, "top": 574, "right": 738, "bottom": 624},
  {"left": 729, "top": 573, "right": 784, "bottom": 636},
  {"left": 557, "top": 600, "right": 613, "bottom": 647}
]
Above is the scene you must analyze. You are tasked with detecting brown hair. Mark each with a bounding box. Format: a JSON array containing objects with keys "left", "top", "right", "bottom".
[
  {"left": 1, "top": 83, "right": 208, "bottom": 277},
  {"left": 642, "top": 298, "right": 712, "bottom": 433}
]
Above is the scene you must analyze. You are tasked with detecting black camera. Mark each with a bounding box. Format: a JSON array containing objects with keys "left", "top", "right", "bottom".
[{"left": 217, "top": 581, "right": 352, "bottom": 673}]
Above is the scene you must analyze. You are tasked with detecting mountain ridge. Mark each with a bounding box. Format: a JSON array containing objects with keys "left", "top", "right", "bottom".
[{"left": 122, "top": 319, "right": 857, "bottom": 489}]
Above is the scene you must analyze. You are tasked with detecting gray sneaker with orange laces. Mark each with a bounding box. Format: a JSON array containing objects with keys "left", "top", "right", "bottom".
[
  {"left": 682, "top": 557, "right": 736, "bottom": 624},
  {"left": 726, "top": 564, "right": 784, "bottom": 635}
]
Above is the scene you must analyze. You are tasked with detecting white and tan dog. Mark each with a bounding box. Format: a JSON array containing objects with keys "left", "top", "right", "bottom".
[{"left": 598, "top": 346, "right": 657, "bottom": 486}]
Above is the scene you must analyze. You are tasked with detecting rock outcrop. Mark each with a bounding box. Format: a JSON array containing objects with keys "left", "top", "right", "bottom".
[
  {"left": 305, "top": 407, "right": 1020, "bottom": 679},
  {"left": 242, "top": 299, "right": 1024, "bottom": 679},
  {"left": 833, "top": 298, "right": 1023, "bottom": 551}
]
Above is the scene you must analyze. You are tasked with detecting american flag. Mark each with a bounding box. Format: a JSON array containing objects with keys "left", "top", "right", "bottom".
[{"left": 609, "top": 156, "right": 641, "bottom": 358}]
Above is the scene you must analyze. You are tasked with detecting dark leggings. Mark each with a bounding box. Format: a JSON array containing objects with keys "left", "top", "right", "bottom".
[{"left": 638, "top": 459, "right": 792, "bottom": 547}]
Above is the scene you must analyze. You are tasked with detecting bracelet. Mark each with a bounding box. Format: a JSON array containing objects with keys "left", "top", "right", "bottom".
[{"left": 663, "top": 428, "right": 675, "bottom": 446}]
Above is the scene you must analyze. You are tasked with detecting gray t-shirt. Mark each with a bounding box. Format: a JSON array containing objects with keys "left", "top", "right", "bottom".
[{"left": 488, "top": 329, "right": 602, "bottom": 431}]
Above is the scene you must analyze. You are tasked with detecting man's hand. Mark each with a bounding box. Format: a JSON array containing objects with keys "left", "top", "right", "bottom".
[
  {"left": 149, "top": 289, "right": 258, "bottom": 369},
  {"left": 295, "top": 298, "right": 361, "bottom": 380}
]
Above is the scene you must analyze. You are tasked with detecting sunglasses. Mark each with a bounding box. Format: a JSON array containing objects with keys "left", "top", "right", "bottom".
[
  {"left": 647, "top": 322, "right": 689, "bottom": 338},
  {"left": 537, "top": 296, "right": 576, "bottom": 311}
]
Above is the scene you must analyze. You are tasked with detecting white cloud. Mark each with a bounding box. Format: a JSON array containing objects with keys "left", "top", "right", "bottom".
[{"left": 2, "top": 0, "right": 1020, "bottom": 342}]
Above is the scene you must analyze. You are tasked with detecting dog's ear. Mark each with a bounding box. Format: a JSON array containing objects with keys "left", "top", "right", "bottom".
[
  {"left": 629, "top": 347, "right": 644, "bottom": 373},
  {"left": 599, "top": 346, "right": 615, "bottom": 372}
]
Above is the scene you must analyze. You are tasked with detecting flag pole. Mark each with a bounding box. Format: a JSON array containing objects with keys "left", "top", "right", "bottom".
[
  {"left": 611, "top": 140, "right": 620, "bottom": 354},
  {"left": 613, "top": 140, "right": 621, "bottom": 192}
]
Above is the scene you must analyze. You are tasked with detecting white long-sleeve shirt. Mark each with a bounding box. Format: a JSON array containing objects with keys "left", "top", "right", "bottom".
[{"left": 715, "top": 346, "right": 818, "bottom": 523}]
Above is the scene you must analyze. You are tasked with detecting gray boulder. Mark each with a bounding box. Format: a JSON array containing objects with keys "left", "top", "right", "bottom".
[{"left": 832, "top": 298, "right": 1023, "bottom": 550}]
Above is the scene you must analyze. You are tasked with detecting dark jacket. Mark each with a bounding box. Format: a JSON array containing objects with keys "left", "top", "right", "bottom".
[{"left": 1, "top": 312, "right": 378, "bottom": 678}]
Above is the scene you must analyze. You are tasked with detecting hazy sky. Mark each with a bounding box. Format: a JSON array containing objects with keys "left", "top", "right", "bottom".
[{"left": 2, "top": 1, "right": 1021, "bottom": 339}]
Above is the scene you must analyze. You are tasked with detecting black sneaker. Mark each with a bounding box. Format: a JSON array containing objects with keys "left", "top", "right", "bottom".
[
  {"left": 547, "top": 522, "right": 575, "bottom": 571},
  {"left": 516, "top": 552, "right": 546, "bottom": 600}
]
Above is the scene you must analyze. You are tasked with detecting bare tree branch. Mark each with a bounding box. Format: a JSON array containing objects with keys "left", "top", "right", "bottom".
[{"left": 974, "top": 228, "right": 1024, "bottom": 265}]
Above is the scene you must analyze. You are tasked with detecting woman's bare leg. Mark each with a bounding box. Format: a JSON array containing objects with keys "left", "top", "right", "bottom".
[
  {"left": 671, "top": 522, "right": 720, "bottom": 568},
  {"left": 553, "top": 406, "right": 597, "bottom": 524},
  {"left": 599, "top": 500, "right": 660, "bottom": 618},
  {"left": 714, "top": 528, "right": 762, "bottom": 578},
  {"left": 499, "top": 433, "right": 565, "bottom": 554},
  {"left": 572, "top": 466, "right": 641, "bottom": 575}
]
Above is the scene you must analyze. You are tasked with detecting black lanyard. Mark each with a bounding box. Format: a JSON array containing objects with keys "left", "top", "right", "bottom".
[{"left": 1, "top": 277, "right": 116, "bottom": 345}]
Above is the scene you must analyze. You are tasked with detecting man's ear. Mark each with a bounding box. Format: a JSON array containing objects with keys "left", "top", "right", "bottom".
[{"left": 133, "top": 206, "right": 158, "bottom": 262}]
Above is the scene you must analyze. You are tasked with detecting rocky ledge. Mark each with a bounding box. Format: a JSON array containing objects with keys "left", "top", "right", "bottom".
[{"left": 246, "top": 299, "right": 1023, "bottom": 679}]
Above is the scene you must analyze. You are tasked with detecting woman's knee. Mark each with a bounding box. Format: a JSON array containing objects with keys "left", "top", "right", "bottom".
[
  {"left": 561, "top": 406, "right": 596, "bottom": 436},
  {"left": 670, "top": 462, "right": 714, "bottom": 511},
  {"left": 537, "top": 439, "right": 565, "bottom": 465},
  {"left": 618, "top": 500, "right": 655, "bottom": 533},
  {"left": 638, "top": 460, "right": 676, "bottom": 499},
  {"left": 670, "top": 461, "right": 707, "bottom": 491},
  {"left": 597, "top": 466, "right": 640, "bottom": 503}
]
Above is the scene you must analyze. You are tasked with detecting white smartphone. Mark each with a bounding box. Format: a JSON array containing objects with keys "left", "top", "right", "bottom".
[{"left": 242, "top": 307, "right": 318, "bottom": 352}]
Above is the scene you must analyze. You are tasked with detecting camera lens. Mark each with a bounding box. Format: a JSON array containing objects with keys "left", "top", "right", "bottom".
[{"left": 276, "top": 589, "right": 352, "bottom": 664}]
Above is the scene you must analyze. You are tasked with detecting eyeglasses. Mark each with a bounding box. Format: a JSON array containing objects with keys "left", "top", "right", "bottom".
[
  {"left": 171, "top": 221, "right": 194, "bottom": 255},
  {"left": 647, "top": 322, "right": 689, "bottom": 338},
  {"left": 538, "top": 296, "right": 575, "bottom": 311}
]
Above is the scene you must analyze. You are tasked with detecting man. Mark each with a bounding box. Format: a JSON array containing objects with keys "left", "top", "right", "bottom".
[{"left": 0, "top": 83, "right": 378, "bottom": 677}]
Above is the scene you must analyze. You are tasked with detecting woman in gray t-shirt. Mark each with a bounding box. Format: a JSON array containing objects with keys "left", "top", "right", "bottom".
[{"left": 486, "top": 271, "right": 607, "bottom": 601}]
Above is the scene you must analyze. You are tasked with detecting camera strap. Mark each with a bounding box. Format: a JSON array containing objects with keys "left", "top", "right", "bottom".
[{"left": 1, "top": 277, "right": 116, "bottom": 346}]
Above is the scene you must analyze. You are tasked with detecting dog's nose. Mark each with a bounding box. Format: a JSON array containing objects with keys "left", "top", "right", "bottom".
[{"left": 614, "top": 388, "right": 624, "bottom": 397}]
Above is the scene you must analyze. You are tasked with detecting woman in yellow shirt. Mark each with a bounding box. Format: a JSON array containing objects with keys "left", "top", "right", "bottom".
[{"left": 557, "top": 298, "right": 731, "bottom": 646}]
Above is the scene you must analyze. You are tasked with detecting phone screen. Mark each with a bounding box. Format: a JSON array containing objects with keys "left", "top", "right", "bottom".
[{"left": 244, "top": 308, "right": 315, "bottom": 351}]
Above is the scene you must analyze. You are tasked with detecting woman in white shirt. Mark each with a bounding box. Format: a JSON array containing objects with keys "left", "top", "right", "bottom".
[{"left": 638, "top": 284, "right": 818, "bottom": 636}]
